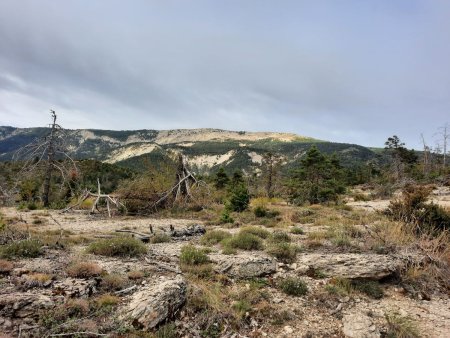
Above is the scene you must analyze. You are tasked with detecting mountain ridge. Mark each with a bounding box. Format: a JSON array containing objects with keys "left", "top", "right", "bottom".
[{"left": 0, "top": 126, "right": 376, "bottom": 173}]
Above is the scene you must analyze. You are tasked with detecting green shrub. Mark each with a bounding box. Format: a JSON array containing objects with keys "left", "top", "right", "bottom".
[
  {"left": 87, "top": 236, "right": 147, "bottom": 257},
  {"left": 227, "top": 184, "right": 250, "bottom": 212},
  {"left": 291, "top": 226, "right": 305, "bottom": 235},
  {"left": 268, "top": 231, "right": 291, "bottom": 243},
  {"left": 223, "top": 232, "right": 264, "bottom": 251},
  {"left": 240, "top": 226, "right": 270, "bottom": 239},
  {"left": 180, "top": 245, "right": 209, "bottom": 265},
  {"left": 201, "top": 230, "right": 232, "bottom": 246},
  {"left": 254, "top": 206, "right": 267, "bottom": 217},
  {"left": 279, "top": 277, "right": 308, "bottom": 296},
  {"left": 267, "top": 243, "right": 298, "bottom": 263},
  {"left": 353, "top": 280, "right": 384, "bottom": 299},
  {"left": 220, "top": 209, "right": 234, "bottom": 224},
  {"left": 0, "top": 239, "right": 43, "bottom": 258},
  {"left": 150, "top": 233, "right": 171, "bottom": 244},
  {"left": 386, "top": 185, "right": 450, "bottom": 233}
]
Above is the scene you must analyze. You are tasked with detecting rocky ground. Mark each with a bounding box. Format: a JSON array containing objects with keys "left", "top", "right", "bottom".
[{"left": 0, "top": 195, "right": 449, "bottom": 337}]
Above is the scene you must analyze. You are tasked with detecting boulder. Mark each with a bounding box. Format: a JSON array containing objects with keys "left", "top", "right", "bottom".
[
  {"left": 121, "top": 275, "right": 186, "bottom": 329},
  {"left": 297, "top": 253, "right": 400, "bottom": 280},
  {"left": 0, "top": 293, "right": 54, "bottom": 318},
  {"left": 53, "top": 278, "right": 97, "bottom": 298},
  {"left": 210, "top": 253, "right": 277, "bottom": 278},
  {"left": 342, "top": 312, "right": 380, "bottom": 338}
]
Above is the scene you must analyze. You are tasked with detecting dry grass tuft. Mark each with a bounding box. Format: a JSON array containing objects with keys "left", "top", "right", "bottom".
[{"left": 66, "top": 261, "right": 103, "bottom": 279}]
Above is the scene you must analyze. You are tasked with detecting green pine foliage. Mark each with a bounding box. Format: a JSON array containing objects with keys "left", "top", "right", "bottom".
[{"left": 286, "top": 146, "right": 346, "bottom": 205}]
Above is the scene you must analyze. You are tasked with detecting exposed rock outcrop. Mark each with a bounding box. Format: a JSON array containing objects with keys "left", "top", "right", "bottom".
[
  {"left": 297, "top": 253, "right": 401, "bottom": 280},
  {"left": 121, "top": 275, "right": 186, "bottom": 329},
  {"left": 210, "top": 253, "right": 277, "bottom": 278},
  {"left": 0, "top": 293, "right": 54, "bottom": 319}
]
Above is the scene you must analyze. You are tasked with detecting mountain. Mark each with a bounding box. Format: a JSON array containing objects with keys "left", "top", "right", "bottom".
[{"left": 0, "top": 127, "right": 376, "bottom": 173}]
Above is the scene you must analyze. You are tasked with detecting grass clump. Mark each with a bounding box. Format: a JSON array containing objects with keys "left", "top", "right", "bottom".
[
  {"left": 66, "top": 261, "right": 103, "bottom": 279},
  {"left": 180, "top": 245, "right": 212, "bottom": 278},
  {"left": 127, "top": 270, "right": 145, "bottom": 280},
  {"left": 353, "top": 280, "right": 384, "bottom": 299},
  {"left": 0, "top": 239, "right": 43, "bottom": 259},
  {"left": 268, "top": 231, "right": 291, "bottom": 243},
  {"left": 267, "top": 243, "right": 299, "bottom": 263},
  {"left": 101, "top": 273, "right": 128, "bottom": 291},
  {"left": 279, "top": 277, "right": 308, "bottom": 296},
  {"left": 201, "top": 230, "right": 232, "bottom": 246},
  {"left": 180, "top": 245, "right": 210, "bottom": 265},
  {"left": 87, "top": 236, "right": 147, "bottom": 257},
  {"left": 222, "top": 232, "right": 264, "bottom": 251},
  {"left": 325, "top": 277, "right": 354, "bottom": 296},
  {"left": 385, "top": 312, "right": 420, "bottom": 338},
  {"left": 94, "top": 294, "right": 120, "bottom": 310},
  {"left": 150, "top": 233, "right": 171, "bottom": 244},
  {"left": 291, "top": 226, "right": 304, "bottom": 235},
  {"left": 240, "top": 226, "right": 270, "bottom": 239}
]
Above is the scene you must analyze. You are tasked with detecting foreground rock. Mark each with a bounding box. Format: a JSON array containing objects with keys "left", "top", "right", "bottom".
[
  {"left": 342, "top": 311, "right": 380, "bottom": 338},
  {"left": 121, "top": 275, "right": 186, "bottom": 329},
  {"left": 0, "top": 293, "right": 54, "bottom": 319},
  {"left": 53, "top": 278, "right": 97, "bottom": 298},
  {"left": 297, "top": 253, "right": 400, "bottom": 280},
  {"left": 210, "top": 253, "right": 277, "bottom": 278}
]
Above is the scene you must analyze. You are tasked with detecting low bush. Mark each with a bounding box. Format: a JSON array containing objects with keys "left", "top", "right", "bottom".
[
  {"left": 291, "top": 227, "right": 304, "bottom": 235},
  {"left": 94, "top": 294, "right": 120, "bottom": 309},
  {"left": 386, "top": 185, "right": 450, "bottom": 233},
  {"left": 222, "top": 232, "right": 264, "bottom": 251},
  {"left": 220, "top": 209, "right": 234, "bottom": 224},
  {"left": 101, "top": 273, "right": 128, "bottom": 291},
  {"left": 180, "top": 245, "right": 209, "bottom": 265},
  {"left": 385, "top": 312, "right": 420, "bottom": 338},
  {"left": 353, "top": 280, "right": 384, "bottom": 299},
  {"left": 268, "top": 231, "right": 291, "bottom": 244},
  {"left": 0, "top": 239, "right": 43, "bottom": 258},
  {"left": 127, "top": 270, "right": 145, "bottom": 280},
  {"left": 66, "top": 261, "right": 103, "bottom": 279},
  {"left": 279, "top": 277, "right": 308, "bottom": 296},
  {"left": 150, "top": 233, "right": 171, "bottom": 244},
  {"left": 254, "top": 206, "right": 268, "bottom": 217},
  {"left": 267, "top": 243, "right": 298, "bottom": 263},
  {"left": 240, "top": 226, "right": 270, "bottom": 239},
  {"left": 87, "top": 236, "right": 147, "bottom": 257},
  {"left": 201, "top": 230, "right": 232, "bottom": 246}
]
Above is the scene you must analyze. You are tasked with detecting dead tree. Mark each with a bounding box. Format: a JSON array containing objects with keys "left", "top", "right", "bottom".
[
  {"left": 63, "top": 178, "right": 126, "bottom": 217},
  {"left": 13, "top": 110, "right": 78, "bottom": 207},
  {"left": 435, "top": 123, "right": 449, "bottom": 170},
  {"left": 152, "top": 154, "right": 206, "bottom": 209}
]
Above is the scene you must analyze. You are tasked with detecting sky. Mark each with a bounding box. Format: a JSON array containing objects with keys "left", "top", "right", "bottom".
[{"left": 0, "top": 0, "right": 449, "bottom": 149}]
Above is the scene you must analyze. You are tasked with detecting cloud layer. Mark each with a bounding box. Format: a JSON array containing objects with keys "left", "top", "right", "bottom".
[{"left": 0, "top": 0, "right": 449, "bottom": 148}]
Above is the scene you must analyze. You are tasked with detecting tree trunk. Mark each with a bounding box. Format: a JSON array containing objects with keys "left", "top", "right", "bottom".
[{"left": 42, "top": 111, "right": 57, "bottom": 207}]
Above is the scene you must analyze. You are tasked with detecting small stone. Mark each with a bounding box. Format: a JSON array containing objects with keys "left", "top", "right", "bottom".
[
  {"left": 284, "top": 326, "right": 294, "bottom": 334},
  {"left": 273, "top": 298, "right": 283, "bottom": 304},
  {"left": 342, "top": 296, "right": 350, "bottom": 303}
]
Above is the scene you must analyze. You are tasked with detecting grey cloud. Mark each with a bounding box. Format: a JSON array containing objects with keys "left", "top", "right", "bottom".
[{"left": 0, "top": 0, "right": 449, "bottom": 148}]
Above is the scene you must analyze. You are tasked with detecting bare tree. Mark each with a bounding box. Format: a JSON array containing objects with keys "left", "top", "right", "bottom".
[
  {"left": 420, "top": 133, "right": 431, "bottom": 177},
  {"left": 13, "top": 110, "right": 78, "bottom": 207},
  {"left": 435, "top": 123, "right": 449, "bottom": 170}
]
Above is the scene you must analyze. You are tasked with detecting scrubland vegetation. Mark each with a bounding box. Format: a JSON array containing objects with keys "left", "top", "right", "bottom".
[{"left": 0, "top": 130, "right": 449, "bottom": 337}]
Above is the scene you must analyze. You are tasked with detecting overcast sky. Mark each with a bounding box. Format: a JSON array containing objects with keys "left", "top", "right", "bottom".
[{"left": 0, "top": 1, "right": 449, "bottom": 148}]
